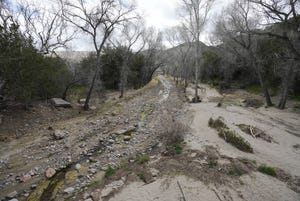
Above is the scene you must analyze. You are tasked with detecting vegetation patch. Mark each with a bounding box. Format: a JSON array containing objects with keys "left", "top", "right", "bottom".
[
  {"left": 219, "top": 129, "right": 253, "bottom": 153},
  {"left": 136, "top": 155, "right": 150, "bottom": 164},
  {"left": 238, "top": 124, "right": 273, "bottom": 142},
  {"left": 208, "top": 117, "right": 228, "bottom": 131},
  {"left": 160, "top": 120, "right": 187, "bottom": 155},
  {"left": 257, "top": 165, "right": 277, "bottom": 177}
]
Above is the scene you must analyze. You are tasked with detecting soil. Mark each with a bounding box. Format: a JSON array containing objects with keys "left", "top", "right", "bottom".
[{"left": 0, "top": 77, "right": 299, "bottom": 201}]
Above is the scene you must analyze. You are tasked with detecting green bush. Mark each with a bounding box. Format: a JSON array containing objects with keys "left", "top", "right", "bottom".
[{"left": 257, "top": 165, "right": 276, "bottom": 177}]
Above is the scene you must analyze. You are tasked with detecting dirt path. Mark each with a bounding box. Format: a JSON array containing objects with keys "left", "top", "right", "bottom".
[{"left": 1, "top": 78, "right": 300, "bottom": 201}]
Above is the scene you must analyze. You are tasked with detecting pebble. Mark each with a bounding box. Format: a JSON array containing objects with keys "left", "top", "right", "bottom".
[
  {"left": 75, "top": 163, "right": 81, "bottom": 170},
  {"left": 63, "top": 187, "right": 75, "bottom": 194},
  {"left": 45, "top": 167, "right": 56, "bottom": 178},
  {"left": 6, "top": 191, "right": 17, "bottom": 199}
]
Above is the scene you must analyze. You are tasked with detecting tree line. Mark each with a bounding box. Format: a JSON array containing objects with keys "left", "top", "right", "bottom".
[
  {"left": 0, "top": 0, "right": 164, "bottom": 110},
  {"left": 164, "top": 0, "right": 299, "bottom": 109}
]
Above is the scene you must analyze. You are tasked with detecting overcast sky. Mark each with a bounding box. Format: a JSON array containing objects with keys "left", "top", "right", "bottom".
[{"left": 9, "top": 0, "right": 233, "bottom": 51}]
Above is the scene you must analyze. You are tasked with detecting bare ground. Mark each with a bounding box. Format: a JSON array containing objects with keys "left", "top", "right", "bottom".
[{"left": 0, "top": 77, "right": 300, "bottom": 201}]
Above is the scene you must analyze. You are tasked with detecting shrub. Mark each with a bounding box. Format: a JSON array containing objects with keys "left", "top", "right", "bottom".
[
  {"left": 218, "top": 129, "right": 253, "bottom": 153},
  {"left": 257, "top": 165, "right": 276, "bottom": 177},
  {"left": 208, "top": 117, "right": 228, "bottom": 131},
  {"left": 163, "top": 121, "right": 186, "bottom": 146}
]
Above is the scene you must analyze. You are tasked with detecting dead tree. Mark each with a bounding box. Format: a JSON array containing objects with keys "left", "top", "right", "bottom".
[
  {"left": 17, "top": 0, "right": 75, "bottom": 54},
  {"left": 216, "top": 0, "right": 273, "bottom": 106},
  {"left": 180, "top": 0, "right": 215, "bottom": 102},
  {"left": 141, "top": 27, "right": 165, "bottom": 85},
  {"left": 110, "top": 19, "right": 145, "bottom": 98},
  {"left": 248, "top": 0, "right": 300, "bottom": 109},
  {"left": 60, "top": 0, "right": 135, "bottom": 110}
]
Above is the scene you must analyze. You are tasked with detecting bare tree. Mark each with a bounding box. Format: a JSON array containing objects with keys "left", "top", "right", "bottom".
[
  {"left": 165, "top": 25, "right": 193, "bottom": 91},
  {"left": 60, "top": 0, "right": 135, "bottom": 110},
  {"left": 216, "top": 0, "right": 273, "bottom": 106},
  {"left": 141, "top": 27, "right": 165, "bottom": 84},
  {"left": 180, "top": 0, "right": 215, "bottom": 102},
  {"left": 247, "top": 0, "right": 300, "bottom": 109},
  {"left": 17, "top": 0, "right": 74, "bottom": 54},
  {"left": 110, "top": 19, "right": 145, "bottom": 98}
]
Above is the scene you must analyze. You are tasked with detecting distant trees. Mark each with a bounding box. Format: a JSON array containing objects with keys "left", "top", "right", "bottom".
[
  {"left": 0, "top": 1, "right": 72, "bottom": 109},
  {"left": 78, "top": 47, "right": 145, "bottom": 92},
  {"left": 180, "top": 0, "right": 215, "bottom": 101}
]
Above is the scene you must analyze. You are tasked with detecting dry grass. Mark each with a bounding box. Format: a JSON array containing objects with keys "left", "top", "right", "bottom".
[{"left": 209, "top": 117, "right": 253, "bottom": 153}]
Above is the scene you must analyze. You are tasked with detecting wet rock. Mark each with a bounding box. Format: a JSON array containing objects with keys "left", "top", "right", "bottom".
[
  {"left": 45, "top": 167, "right": 56, "bottom": 178},
  {"left": 52, "top": 129, "right": 66, "bottom": 140},
  {"left": 63, "top": 187, "right": 75, "bottom": 194},
  {"left": 6, "top": 191, "right": 17, "bottom": 199}
]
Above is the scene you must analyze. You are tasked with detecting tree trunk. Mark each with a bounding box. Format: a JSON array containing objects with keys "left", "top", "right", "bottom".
[
  {"left": 84, "top": 55, "right": 100, "bottom": 110},
  {"left": 278, "top": 64, "right": 294, "bottom": 109},
  {"left": 194, "top": 40, "right": 200, "bottom": 102}
]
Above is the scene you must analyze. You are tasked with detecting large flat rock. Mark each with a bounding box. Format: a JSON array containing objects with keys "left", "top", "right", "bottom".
[{"left": 50, "top": 98, "right": 71, "bottom": 107}]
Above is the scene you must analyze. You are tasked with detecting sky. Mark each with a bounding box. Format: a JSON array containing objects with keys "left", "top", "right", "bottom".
[{"left": 8, "top": 0, "right": 233, "bottom": 51}]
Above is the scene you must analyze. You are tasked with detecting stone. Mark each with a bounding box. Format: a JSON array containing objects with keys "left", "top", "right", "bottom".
[
  {"left": 50, "top": 98, "right": 71, "bottom": 107},
  {"left": 89, "top": 106, "right": 97, "bottom": 110},
  {"left": 63, "top": 187, "right": 75, "bottom": 194},
  {"left": 78, "top": 98, "right": 86, "bottom": 104},
  {"left": 6, "top": 191, "right": 17, "bottom": 199},
  {"left": 45, "top": 167, "right": 56, "bottom": 178},
  {"left": 52, "top": 130, "right": 66, "bottom": 140},
  {"left": 150, "top": 168, "right": 159, "bottom": 177},
  {"left": 190, "top": 153, "right": 197, "bottom": 157},
  {"left": 123, "top": 136, "right": 131, "bottom": 141},
  {"left": 9, "top": 199, "right": 18, "bottom": 201},
  {"left": 75, "top": 163, "right": 81, "bottom": 171},
  {"left": 101, "top": 179, "right": 125, "bottom": 197},
  {"left": 20, "top": 174, "right": 31, "bottom": 182},
  {"left": 84, "top": 199, "right": 93, "bottom": 201},
  {"left": 115, "top": 126, "right": 136, "bottom": 136}
]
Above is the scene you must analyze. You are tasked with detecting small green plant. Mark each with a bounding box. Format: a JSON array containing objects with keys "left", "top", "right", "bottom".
[
  {"left": 208, "top": 160, "right": 218, "bottom": 168},
  {"left": 174, "top": 145, "right": 183, "bottom": 154},
  {"left": 137, "top": 173, "right": 146, "bottom": 183},
  {"left": 86, "top": 180, "right": 100, "bottom": 188},
  {"left": 257, "top": 165, "right": 276, "bottom": 177},
  {"left": 136, "top": 155, "right": 150, "bottom": 164},
  {"left": 218, "top": 129, "right": 253, "bottom": 153},
  {"left": 118, "top": 163, "right": 127, "bottom": 169},
  {"left": 227, "top": 165, "right": 247, "bottom": 176},
  {"left": 105, "top": 166, "right": 116, "bottom": 178}
]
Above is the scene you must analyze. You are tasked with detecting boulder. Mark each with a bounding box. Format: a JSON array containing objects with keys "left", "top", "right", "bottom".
[
  {"left": 50, "top": 98, "right": 71, "bottom": 108},
  {"left": 45, "top": 167, "right": 56, "bottom": 178}
]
